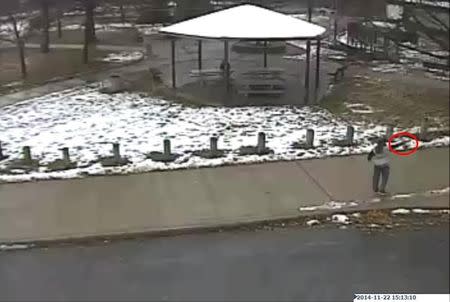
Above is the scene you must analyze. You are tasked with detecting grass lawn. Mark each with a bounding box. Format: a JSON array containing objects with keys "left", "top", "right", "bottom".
[
  {"left": 321, "top": 65, "right": 450, "bottom": 129},
  {"left": 0, "top": 47, "right": 113, "bottom": 95}
]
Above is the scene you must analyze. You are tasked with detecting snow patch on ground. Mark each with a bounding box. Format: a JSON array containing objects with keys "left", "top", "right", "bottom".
[
  {"left": 1, "top": 81, "right": 23, "bottom": 89},
  {"left": 49, "top": 22, "right": 163, "bottom": 36},
  {"left": 331, "top": 214, "right": 350, "bottom": 224},
  {"left": 49, "top": 24, "right": 82, "bottom": 31},
  {"left": 421, "top": 137, "right": 450, "bottom": 149},
  {"left": 391, "top": 208, "right": 411, "bottom": 214},
  {"left": 99, "top": 51, "right": 144, "bottom": 63},
  {"left": 368, "top": 223, "right": 380, "bottom": 228},
  {"left": 370, "top": 21, "right": 397, "bottom": 29},
  {"left": 306, "top": 219, "right": 321, "bottom": 226},
  {"left": 425, "top": 71, "right": 450, "bottom": 82},
  {"left": 299, "top": 201, "right": 359, "bottom": 212},
  {"left": 0, "top": 243, "right": 34, "bottom": 251},
  {"left": 284, "top": 41, "right": 347, "bottom": 61},
  {"left": 344, "top": 103, "right": 381, "bottom": 114},
  {"left": 425, "top": 187, "right": 450, "bottom": 195},
  {"left": 0, "top": 86, "right": 448, "bottom": 183},
  {"left": 136, "top": 24, "right": 164, "bottom": 35},
  {"left": 371, "top": 63, "right": 406, "bottom": 73},
  {"left": 390, "top": 193, "right": 414, "bottom": 200},
  {"left": 369, "top": 197, "right": 381, "bottom": 203},
  {"left": 412, "top": 208, "right": 431, "bottom": 214},
  {"left": 63, "top": 9, "right": 85, "bottom": 17}
]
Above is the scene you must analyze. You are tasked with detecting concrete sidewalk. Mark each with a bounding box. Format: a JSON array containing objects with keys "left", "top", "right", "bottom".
[{"left": 0, "top": 148, "right": 448, "bottom": 243}]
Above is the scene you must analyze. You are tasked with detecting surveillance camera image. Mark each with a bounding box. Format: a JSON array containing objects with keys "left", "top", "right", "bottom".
[{"left": 0, "top": 0, "right": 449, "bottom": 301}]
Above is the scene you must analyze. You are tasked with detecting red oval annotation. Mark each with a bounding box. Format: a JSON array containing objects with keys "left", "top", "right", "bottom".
[{"left": 388, "top": 132, "right": 419, "bottom": 156}]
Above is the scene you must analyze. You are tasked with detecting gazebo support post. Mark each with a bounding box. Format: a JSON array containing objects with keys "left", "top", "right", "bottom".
[
  {"left": 304, "top": 39, "right": 311, "bottom": 104},
  {"left": 224, "top": 40, "right": 230, "bottom": 91},
  {"left": 263, "top": 40, "right": 268, "bottom": 68},
  {"left": 198, "top": 40, "right": 202, "bottom": 70},
  {"left": 171, "top": 39, "right": 176, "bottom": 89},
  {"left": 315, "top": 38, "right": 321, "bottom": 94}
]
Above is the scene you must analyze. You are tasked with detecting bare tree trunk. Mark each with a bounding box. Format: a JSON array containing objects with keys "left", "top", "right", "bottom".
[
  {"left": 333, "top": 0, "right": 338, "bottom": 41},
  {"left": 9, "top": 14, "right": 27, "bottom": 78},
  {"left": 84, "top": 0, "right": 96, "bottom": 42},
  {"left": 398, "top": 41, "right": 448, "bottom": 60},
  {"left": 57, "top": 9, "right": 63, "bottom": 38},
  {"left": 18, "top": 38, "right": 27, "bottom": 78},
  {"left": 120, "top": 4, "right": 125, "bottom": 23},
  {"left": 40, "top": 0, "right": 50, "bottom": 53},
  {"left": 83, "top": 19, "right": 89, "bottom": 64}
]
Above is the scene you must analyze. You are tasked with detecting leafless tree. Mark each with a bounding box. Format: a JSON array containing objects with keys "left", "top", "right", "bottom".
[
  {"left": 82, "top": 0, "right": 96, "bottom": 42},
  {"left": 40, "top": 0, "right": 50, "bottom": 53},
  {"left": 119, "top": 2, "right": 126, "bottom": 23},
  {"left": 56, "top": 8, "right": 63, "bottom": 38},
  {"left": 82, "top": 15, "right": 89, "bottom": 64},
  {"left": 406, "top": 8, "right": 449, "bottom": 52},
  {"left": 392, "top": 0, "right": 449, "bottom": 61},
  {"left": 0, "top": 14, "right": 33, "bottom": 78}
]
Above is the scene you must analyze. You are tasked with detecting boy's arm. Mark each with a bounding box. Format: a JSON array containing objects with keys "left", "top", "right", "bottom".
[{"left": 367, "top": 150, "right": 375, "bottom": 161}]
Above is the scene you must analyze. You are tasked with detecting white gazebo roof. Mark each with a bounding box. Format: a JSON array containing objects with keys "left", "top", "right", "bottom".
[{"left": 159, "top": 4, "right": 326, "bottom": 40}]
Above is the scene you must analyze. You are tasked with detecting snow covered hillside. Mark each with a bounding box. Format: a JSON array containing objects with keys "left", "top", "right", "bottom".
[{"left": 0, "top": 85, "right": 448, "bottom": 183}]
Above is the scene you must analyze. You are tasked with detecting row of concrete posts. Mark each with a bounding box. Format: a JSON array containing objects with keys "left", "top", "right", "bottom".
[{"left": 0, "top": 125, "right": 370, "bottom": 167}]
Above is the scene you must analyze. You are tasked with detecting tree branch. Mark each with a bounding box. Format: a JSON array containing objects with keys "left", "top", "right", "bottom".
[
  {"left": 398, "top": 41, "right": 448, "bottom": 60},
  {"left": 408, "top": 13, "right": 449, "bottom": 50},
  {"left": 8, "top": 13, "right": 21, "bottom": 40},
  {"left": 421, "top": 7, "right": 449, "bottom": 31}
]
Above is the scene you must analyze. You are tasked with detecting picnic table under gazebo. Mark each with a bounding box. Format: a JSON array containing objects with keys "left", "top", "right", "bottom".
[{"left": 158, "top": 4, "right": 326, "bottom": 103}]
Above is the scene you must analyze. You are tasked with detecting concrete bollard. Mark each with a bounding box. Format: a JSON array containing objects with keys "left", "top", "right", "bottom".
[
  {"left": 420, "top": 118, "right": 429, "bottom": 138},
  {"left": 306, "top": 129, "right": 315, "bottom": 148},
  {"left": 346, "top": 126, "right": 354, "bottom": 145},
  {"left": 386, "top": 125, "right": 394, "bottom": 139},
  {"left": 210, "top": 137, "right": 218, "bottom": 154},
  {"left": 112, "top": 143, "right": 121, "bottom": 161},
  {"left": 22, "top": 146, "right": 32, "bottom": 163},
  {"left": 257, "top": 132, "right": 266, "bottom": 154},
  {"left": 62, "top": 147, "right": 70, "bottom": 163},
  {"left": 163, "top": 139, "right": 171, "bottom": 156}
]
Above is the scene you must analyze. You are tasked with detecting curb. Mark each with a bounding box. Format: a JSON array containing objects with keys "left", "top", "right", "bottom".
[{"left": 1, "top": 199, "right": 448, "bottom": 250}]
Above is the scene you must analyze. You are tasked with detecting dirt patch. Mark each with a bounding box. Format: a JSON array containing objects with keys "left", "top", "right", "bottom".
[
  {"left": 1, "top": 47, "right": 114, "bottom": 95},
  {"left": 322, "top": 64, "right": 450, "bottom": 128},
  {"left": 357, "top": 210, "right": 393, "bottom": 225},
  {"left": 124, "top": 69, "right": 226, "bottom": 107}
]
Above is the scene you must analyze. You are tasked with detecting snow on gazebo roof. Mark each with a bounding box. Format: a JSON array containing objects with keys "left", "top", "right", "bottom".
[{"left": 159, "top": 4, "right": 326, "bottom": 40}]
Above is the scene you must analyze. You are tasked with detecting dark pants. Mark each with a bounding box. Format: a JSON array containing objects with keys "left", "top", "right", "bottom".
[{"left": 373, "top": 165, "right": 390, "bottom": 192}]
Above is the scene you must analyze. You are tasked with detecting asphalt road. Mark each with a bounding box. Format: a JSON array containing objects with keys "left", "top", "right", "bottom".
[{"left": 0, "top": 226, "right": 449, "bottom": 302}]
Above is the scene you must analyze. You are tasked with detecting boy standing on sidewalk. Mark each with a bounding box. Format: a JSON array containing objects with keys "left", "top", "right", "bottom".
[{"left": 368, "top": 138, "right": 390, "bottom": 194}]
